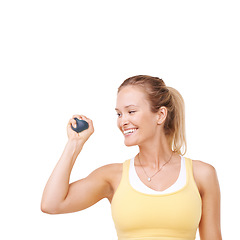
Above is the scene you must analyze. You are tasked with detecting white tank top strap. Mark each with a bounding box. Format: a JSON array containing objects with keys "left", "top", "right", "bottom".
[{"left": 129, "top": 155, "right": 186, "bottom": 195}]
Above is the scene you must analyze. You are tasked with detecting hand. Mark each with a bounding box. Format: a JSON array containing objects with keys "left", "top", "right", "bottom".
[{"left": 67, "top": 114, "right": 94, "bottom": 144}]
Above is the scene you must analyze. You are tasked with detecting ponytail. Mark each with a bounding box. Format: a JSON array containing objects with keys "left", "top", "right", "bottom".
[{"left": 166, "top": 87, "right": 187, "bottom": 155}]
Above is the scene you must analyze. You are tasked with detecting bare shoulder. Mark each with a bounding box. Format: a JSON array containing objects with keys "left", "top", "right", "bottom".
[
  {"left": 192, "top": 160, "right": 220, "bottom": 196},
  {"left": 93, "top": 162, "right": 123, "bottom": 186},
  {"left": 191, "top": 160, "right": 222, "bottom": 238},
  {"left": 98, "top": 162, "right": 123, "bottom": 176},
  {"left": 192, "top": 160, "right": 217, "bottom": 177},
  {"left": 94, "top": 162, "right": 123, "bottom": 202}
]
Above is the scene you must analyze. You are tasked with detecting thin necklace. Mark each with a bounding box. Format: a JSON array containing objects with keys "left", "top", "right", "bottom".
[{"left": 138, "top": 152, "right": 173, "bottom": 182}]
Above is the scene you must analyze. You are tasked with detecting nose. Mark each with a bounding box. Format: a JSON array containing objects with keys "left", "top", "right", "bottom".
[{"left": 119, "top": 114, "right": 130, "bottom": 128}]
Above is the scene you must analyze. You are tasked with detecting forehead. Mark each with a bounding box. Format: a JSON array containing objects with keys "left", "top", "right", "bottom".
[{"left": 116, "top": 86, "right": 149, "bottom": 108}]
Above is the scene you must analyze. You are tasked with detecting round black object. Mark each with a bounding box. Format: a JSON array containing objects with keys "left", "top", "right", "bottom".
[{"left": 71, "top": 118, "right": 89, "bottom": 133}]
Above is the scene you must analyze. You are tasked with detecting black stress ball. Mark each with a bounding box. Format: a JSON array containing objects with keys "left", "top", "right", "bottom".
[{"left": 71, "top": 118, "right": 89, "bottom": 133}]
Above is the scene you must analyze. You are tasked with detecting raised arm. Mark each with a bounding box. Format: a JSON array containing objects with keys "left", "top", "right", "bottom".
[{"left": 41, "top": 115, "right": 112, "bottom": 214}]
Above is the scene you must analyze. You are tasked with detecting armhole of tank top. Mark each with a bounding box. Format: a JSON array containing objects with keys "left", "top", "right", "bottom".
[
  {"left": 111, "top": 159, "right": 130, "bottom": 201},
  {"left": 186, "top": 158, "right": 202, "bottom": 200}
]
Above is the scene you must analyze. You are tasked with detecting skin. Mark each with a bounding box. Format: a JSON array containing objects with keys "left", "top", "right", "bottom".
[{"left": 41, "top": 86, "right": 222, "bottom": 240}]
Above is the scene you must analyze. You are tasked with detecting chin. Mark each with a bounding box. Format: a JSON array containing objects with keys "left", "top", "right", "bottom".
[
  {"left": 124, "top": 139, "right": 139, "bottom": 147},
  {"left": 123, "top": 131, "right": 142, "bottom": 147},
  {"left": 124, "top": 142, "right": 137, "bottom": 147}
]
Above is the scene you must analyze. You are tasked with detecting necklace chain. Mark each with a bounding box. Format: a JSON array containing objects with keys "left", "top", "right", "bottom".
[{"left": 138, "top": 152, "right": 173, "bottom": 182}]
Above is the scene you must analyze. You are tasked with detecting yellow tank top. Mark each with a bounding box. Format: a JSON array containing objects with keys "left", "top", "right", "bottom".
[{"left": 111, "top": 157, "right": 202, "bottom": 240}]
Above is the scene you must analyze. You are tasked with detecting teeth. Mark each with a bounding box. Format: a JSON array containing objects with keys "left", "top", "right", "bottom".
[{"left": 123, "top": 128, "right": 137, "bottom": 135}]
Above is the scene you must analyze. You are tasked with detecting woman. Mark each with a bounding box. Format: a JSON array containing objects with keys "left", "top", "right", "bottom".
[{"left": 41, "top": 75, "right": 222, "bottom": 240}]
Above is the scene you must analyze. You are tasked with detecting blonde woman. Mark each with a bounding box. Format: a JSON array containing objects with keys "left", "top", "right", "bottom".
[{"left": 41, "top": 75, "right": 222, "bottom": 240}]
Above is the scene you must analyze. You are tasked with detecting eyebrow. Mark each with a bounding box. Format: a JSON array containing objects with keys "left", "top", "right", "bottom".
[{"left": 115, "top": 104, "right": 139, "bottom": 111}]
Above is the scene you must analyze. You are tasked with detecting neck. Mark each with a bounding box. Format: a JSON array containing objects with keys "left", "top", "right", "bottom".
[{"left": 138, "top": 133, "right": 173, "bottom": 170}]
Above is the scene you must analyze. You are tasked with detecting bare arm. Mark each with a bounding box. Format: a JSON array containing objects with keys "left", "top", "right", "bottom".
[
  {"left": 41, "top": 115, "right": 112, "bottom": 214},
  {"left": 193, "top": 161, "right": 222, "bottom": 240}
]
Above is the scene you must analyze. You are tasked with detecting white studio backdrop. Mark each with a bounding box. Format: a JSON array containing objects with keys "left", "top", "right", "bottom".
[{"left": 0, "top": 1, "right": 239, "bottom": 239}]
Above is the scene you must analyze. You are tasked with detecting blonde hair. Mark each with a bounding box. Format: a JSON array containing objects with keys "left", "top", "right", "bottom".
[{"left": 118, "top": 75, "right": 187, "bottom": 155}]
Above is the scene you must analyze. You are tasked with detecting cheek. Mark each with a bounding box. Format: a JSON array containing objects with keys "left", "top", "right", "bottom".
[{"left": 140, "top": 117, "right": 158, "bottom": 135}]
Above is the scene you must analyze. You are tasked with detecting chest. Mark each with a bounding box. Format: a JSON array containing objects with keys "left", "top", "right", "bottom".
[
  {"left": 134, "top": 163, "right": 181, "bottom": 191},
  {"left": 110, "top": 158, "right": 202, "bottom": 240},
  {"left": 111, "top": 181, "right": 202, "bottom": 239}
]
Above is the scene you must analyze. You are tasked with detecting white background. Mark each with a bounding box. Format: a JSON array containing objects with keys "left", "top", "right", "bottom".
[{"left": 0, "top": 1, "right": 239, "bottom": 239}]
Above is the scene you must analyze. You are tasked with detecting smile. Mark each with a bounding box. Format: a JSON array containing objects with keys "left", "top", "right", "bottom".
[{"left": 123, "top": 128, "right": 138, "bottom": 136}]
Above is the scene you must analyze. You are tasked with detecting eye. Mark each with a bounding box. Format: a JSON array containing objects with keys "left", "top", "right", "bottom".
[
  {"left": 129, "top": 111, "right": 136, "bottom": 114},
  {"left": 116, "top": 112, "right": 122, "bottom": 117}
]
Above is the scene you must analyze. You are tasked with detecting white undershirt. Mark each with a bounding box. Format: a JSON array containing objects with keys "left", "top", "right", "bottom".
[{"left": 129, "top": 155, "right": 186, "bottom": 194}]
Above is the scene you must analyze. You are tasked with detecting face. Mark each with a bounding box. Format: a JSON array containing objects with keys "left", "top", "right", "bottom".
[{"left": 115, "top": 86, "right": 160, "bottom": 147}]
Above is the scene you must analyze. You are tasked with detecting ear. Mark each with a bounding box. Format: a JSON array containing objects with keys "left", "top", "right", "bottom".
[{"left": 157, "top": 106, "right": 168, "bottom": 125}]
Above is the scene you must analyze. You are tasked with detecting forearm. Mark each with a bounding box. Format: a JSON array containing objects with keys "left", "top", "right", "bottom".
[{"left": 41, "top": 140, "right": 84, "bottom": 213}]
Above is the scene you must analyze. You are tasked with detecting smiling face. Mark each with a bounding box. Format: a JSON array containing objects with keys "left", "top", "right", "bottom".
[{"left": 115, "top": 86, "right": 161, "bottom": 147}]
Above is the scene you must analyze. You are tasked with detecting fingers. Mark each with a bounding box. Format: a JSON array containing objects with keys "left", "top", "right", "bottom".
[
  {"left": 72, "top": 114, "right": 84, "bottom": 120},
  {"left": 67, "top": 114, "right": 94, "bottom": 142},
  {"left": 68, "top": 118, "right": 77, "bottom": 128},
  {"left": 71, "top": 114, "right": 89, "bottom": 122},
  {"left": 69, "top": 114, "right": 93, "bottom": 130},
  {"left": 72, "top": 114, "right": 90, "bottom": 123}
]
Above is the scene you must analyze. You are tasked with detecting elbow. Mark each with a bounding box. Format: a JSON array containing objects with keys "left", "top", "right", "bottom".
[
  {"left": 41, "top": 204, "right": 55, "bottom": 214},
  {"left": 41, "top": 206, "right": 53, "bottom": 214},
  {"left": 41, "top": 201, "right": 61, "bottom": 214}
]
